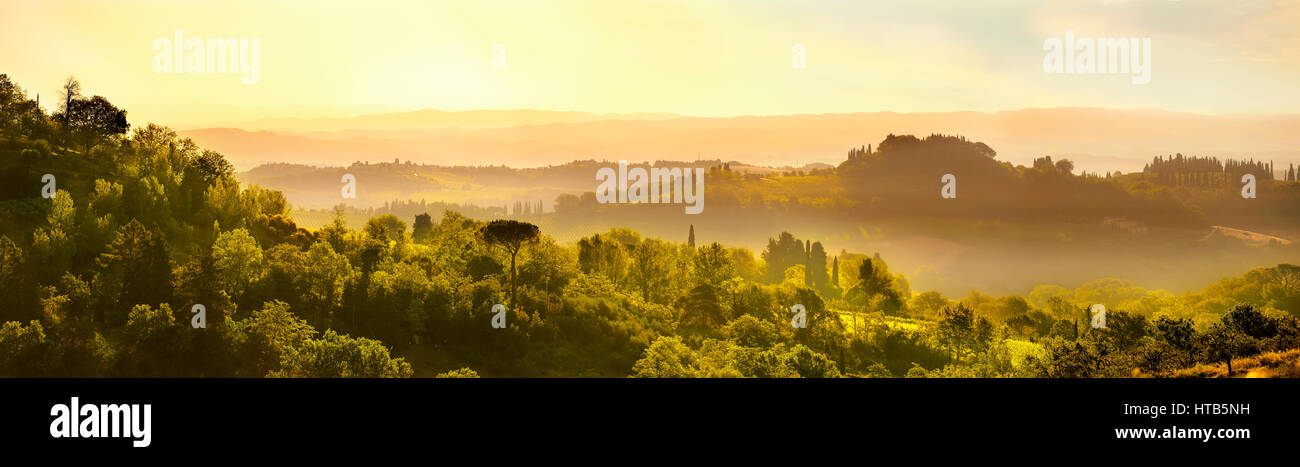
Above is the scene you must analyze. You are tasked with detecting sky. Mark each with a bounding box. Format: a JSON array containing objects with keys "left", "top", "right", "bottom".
[{"left": 2, "top": 0, "right": 1297, "bottom": 128}]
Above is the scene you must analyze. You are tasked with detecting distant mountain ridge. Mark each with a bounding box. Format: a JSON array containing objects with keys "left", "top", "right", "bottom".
[
  {"left": 203, "top": 109, "right": 683, "bottom": 133},
  {"left": 237, "top": 158, "right": 831, "bottom": 210},
  {"left": 181, "top": 107, "right": 1300, "bottom": 172}
]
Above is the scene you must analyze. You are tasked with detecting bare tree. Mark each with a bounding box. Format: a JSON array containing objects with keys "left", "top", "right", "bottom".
[{"left": 59, "top": 76, "right": 80, "bottom": 113}]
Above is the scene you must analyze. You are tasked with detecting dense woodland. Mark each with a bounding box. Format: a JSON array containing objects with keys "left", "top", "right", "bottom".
[
  {"left": 3, "top": 74, "right": 1300, "bottom": 378},
  {"left": 548, "top": 133, "right": 1298, "bottom": 229}
]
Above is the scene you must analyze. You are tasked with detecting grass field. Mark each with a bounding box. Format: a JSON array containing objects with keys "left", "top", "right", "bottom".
[
  {"left": 835, "top": 310, "right": 933, "bottom": 335},
  {"left": 835, "top": 309, "right": 1046, "bottom": 370},
  {"left": 1172, "top": 349, "right": 1300, "bottom": 378}
]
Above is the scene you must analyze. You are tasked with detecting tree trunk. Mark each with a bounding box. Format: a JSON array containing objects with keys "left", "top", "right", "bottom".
[{"left": 510, "top": 251, "right": 517, "bottom": 305}]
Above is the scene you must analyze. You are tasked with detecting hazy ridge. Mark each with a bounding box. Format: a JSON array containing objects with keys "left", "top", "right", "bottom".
[{"left": 184, "top": 108, "right": 1300, "bottom": 172}]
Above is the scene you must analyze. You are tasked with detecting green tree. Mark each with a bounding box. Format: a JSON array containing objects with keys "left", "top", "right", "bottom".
[
  {"left": 121, "top": 303, "right": 181, "bottom": 376},
  {"left": 243, "top": 300, "right": 318, "bottom": 376},
  {"left": 130, "top": 123, "right": 178, "bottom": 154},
  {"left": 31, "top": 190, "right": 77, "bottom": 283},
  {"left": 319, "top": 205, "right": 350, "bottom": 253},
  {"left": 761, "top": 232, "right": 803, "bottom": 283},
  {"left": 936, "top": 304, "right": 993, "bottom": 360},
  {"left": 0, "top": 237, "right": 25, "bottom": 321},
  {"left": 788, "top": 345, "right": 841, "bottom": 378},
  {"left": 212, "top": 228, "right": 265, "bottom": 301},
  {"left": 479, "top": 220, "right": 540, "bottom": 305},
  {"left": 0, "top": 320, "right": 52, "bottom": 376},
  {"left": 0, "top": 74, "right": 46, "bottom": 141},
  {"left": 272, "top": 330, "right": 413, "bottom": 378},
  {"left": 363, "top": 214, "right": 407, "bottom": 246},
  {"left": 1221, "top": 304, "right": 1277, "bottom": 339},
  {"left": 96, "top": 220, "right": 172, "bottom": 324},
  {"left": 577, "top": 233, "right": 628, "bottom": 284},
  {"left": 631, "top": 336, "right": 699, "bottom": 378},
  {"left": 723, "top": 314, "right": 778, "bottom": 348},
  {"left": 59, "top": 95, "right": 129, "bottom": 154},
  {"left": 0, "top": 74, "right": 24, "bottom": 139},
  {"left": 192, "top": 150, "right": 235, "bottom": 184},
  {"left": 678, "top": 284, "right": 725, "bottom": 332},
  {"left": 629, "top": 238, "right": 673, "bottom": 302},
  {"left": 790, "top": 289, "right": 843, "bottom": 353},
  {"left": 807, "top": 241, "right": 829, "bottom": 290},
  {"left": 172, "top": 249, "right": 235, "bottom": 326},
  {"left": 1154, "top": 316, "right": 1197, "bottom": 354},
  {"left": 852, "top": 258, "right": 892, "bottom": 297},
  {"left": 411, "top": 212, "right": 434, "bottom": 244},
  {"left": 908, "top": 291, "right": 949, "bottom": 319},
  {"left": 300, "top": 242, "right": 353, "bottom": 314},
  {"left": 830, "top": 256, "right": 839, "bottom": 290},
  {"left": 1201, "top": 323, "right": 1257, "bottom": 376},
  {"left": 436, "top": 367, "right": 480, "bottom": 378},
  {"left": 693, "top": 242, "right": 734, "bottom": 287}
]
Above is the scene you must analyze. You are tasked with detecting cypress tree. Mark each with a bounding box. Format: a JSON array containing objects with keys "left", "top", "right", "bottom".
[{"left": 831, "top": 256, "right": 839, "bottom": 288}]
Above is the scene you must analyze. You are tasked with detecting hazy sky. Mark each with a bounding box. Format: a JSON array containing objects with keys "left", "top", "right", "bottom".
[{"left": 2, "top": 0, "right": 1297, "bottom": 128}]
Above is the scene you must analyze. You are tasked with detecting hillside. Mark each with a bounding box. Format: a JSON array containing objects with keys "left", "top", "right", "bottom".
[
  {"left": 237, "top": 159, "right": 830, "bottom": 210},
  {"left": 3, "top": 73, "right": 1300, "bottom": 380},
  {"left": 247, "top": 134, "right": 1300, "bottom": 298},
  {"left": 1173, "top": 349, "right": 1300, "bottom": 378}
]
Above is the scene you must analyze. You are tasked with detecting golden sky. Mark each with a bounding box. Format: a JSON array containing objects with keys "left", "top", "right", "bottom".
[{"left": 2, "top": 0, "right": 1297, "bottom": 128}]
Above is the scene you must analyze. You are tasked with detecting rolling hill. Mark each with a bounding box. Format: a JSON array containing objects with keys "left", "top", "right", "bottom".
[{"left": 181, "top": 108, "right": 1300, "bottom": 173}]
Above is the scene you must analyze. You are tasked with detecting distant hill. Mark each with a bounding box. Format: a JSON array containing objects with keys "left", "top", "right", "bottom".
[
  {"left": 238, "top": 158, "right": 768, "bottom": 210},
  {"left": 202, "top": 109, "right": 683, "bottom": 133},
  {"left": 181, "top": 108, "right": 1300, "bottom": 172},
  {"left": 182, "top": 128, "right": 427, "bottom": 169}
]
